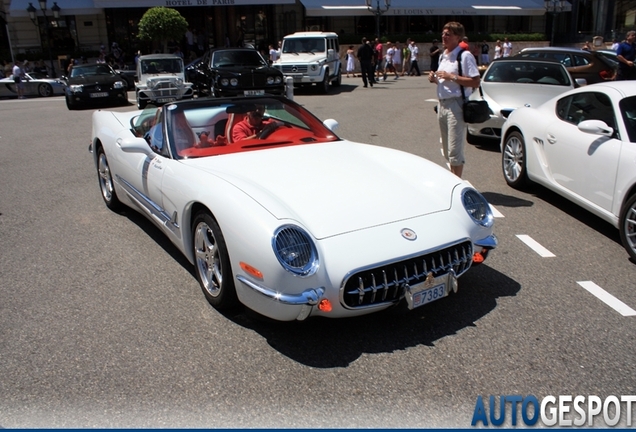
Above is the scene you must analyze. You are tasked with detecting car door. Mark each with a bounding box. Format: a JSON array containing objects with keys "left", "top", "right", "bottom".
[
  {"left": 542, "top": 90, "right": 622, "bottom": 212},
  {"left": 115, "top": 119, "right": 170, "bottom": 229}
]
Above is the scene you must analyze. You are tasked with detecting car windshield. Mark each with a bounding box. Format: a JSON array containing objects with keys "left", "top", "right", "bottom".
[
  {"left": 161, "top": 96, "right": 339, "bottom": 159},
  {"left": 620, "top": 96, "right": 636, "bottom": 143},
  {"left": 140, "top": 58, "right": 183, "bottom": 74},
  {"left": 27, "top": 72, "right": 47, "bottom": 79},
  {"left": 211, "top": 50, "right": 267, "bottom": 67},
  {"left": 484, "top": 61, "right": 571, "bottom": 86},
  {"left": 282, "top": 38, "right": 326, "bottom": 53},
  {"left": 70, "top": 64, "right": 114, "bottom": 77}
]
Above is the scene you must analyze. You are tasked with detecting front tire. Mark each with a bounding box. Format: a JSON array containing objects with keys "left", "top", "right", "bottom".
[
  {"left": 619, "top": 194, "right": 636, "bottom": 262},
  {"left": 65, "top": 94, "right": 76, "bottom": 110},
  {"left": 192, "top": 211, "right": 238, "bottom": 309},
  {"left": 38, "top": 83, "right": 53, "bottom": 97},
  {"left": 502, "top": 131, "right": 529, "bottom": 189},
  {"left": 96, "top": 146, "right": 121, "bottom": 211},
  {"left": 137, "top": 95, "right": 147, "bottom": 110},
  {"left": 319, "top": 70, "right": 330, "bottom": 94}
]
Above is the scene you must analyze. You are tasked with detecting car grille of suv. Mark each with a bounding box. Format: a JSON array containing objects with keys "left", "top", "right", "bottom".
[
  {"left": 150, "top": 81, "right": 179, "bottom": 97},
  {"left": 281, "top": 65, "right": 308, "bottom": 74},
  {"left": 341, "top": 241, "right": 473, "bottom": 308}
]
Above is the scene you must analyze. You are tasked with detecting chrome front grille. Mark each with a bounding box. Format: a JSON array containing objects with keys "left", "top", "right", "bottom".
[
  {"left": 281, "top": 65, "right": 308, "bottom": 74},
  {"left": 150, "top": 80, "right": 179, "bottom": 97},
  {"left": 341, "top": 241, "right": 473, "bottom": 308}
]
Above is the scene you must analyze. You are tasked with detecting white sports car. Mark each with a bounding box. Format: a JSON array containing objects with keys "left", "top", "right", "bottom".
[
  {"left": 467, "top": 58, "right": 583, "bottom": 144},
  {"left": 0, "top": 72, "right": 66, "bottom": 98},
  {"left": 91, "top": 95, "right": 497, "bottom": 321},
  {"left": 501, "top": 81, "right": 636, "bottom": 261}
]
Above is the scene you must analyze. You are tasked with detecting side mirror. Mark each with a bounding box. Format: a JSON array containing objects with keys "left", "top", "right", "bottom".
[
  {"left": 118, "top": 137, "right": 154, "bottom": 156},
  {"left": 577, "top": 119, "right": 613, "bottom": 137},
  {"left": 323, "top": 118, "right": 339, "bottom": 132},
  {"left": 574, "top": 78, "right": 587, "bottom": 87}
]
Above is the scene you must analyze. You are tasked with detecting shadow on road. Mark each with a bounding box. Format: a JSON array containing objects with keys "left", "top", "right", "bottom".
[{"left": 224, "top": 264, "right": 520, "bottom": 368}]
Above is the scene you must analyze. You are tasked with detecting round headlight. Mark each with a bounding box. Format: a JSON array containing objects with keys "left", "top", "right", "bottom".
[
  {"left": 274, "top": 76, "right": 282, "bottom": 84},
  {"left": 462, "top": 188, "right": 494, "bottom": 227},
  {"left": 230, "top": 78, "right": 238, "bottom": 86},
  {"left": 176, "top": 78, "right": 183, "bottom": 85},
  {"left": 220, "top": 78, "right": 229, "bottom": 86},
  {"left": 114, "top": 81, "right": 125, "bottom": 89},
  {"left": 267, "top": 76, "right": 274, "bottom": 85},
  {"left": 310, "top": 64, "right": 317, "bottom": 71},
  {"left": 272, "top": 225, "right": 319, "bottom": 277}
]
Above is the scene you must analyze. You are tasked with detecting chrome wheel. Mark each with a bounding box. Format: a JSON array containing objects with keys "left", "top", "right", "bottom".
[
  {"left": 192, "top": 211, "right": 237, "bottom": 309},
  {"left": 502, "top": 131, "right": 528, "bottom": 189},
  {"left": 97, "top": 148, "right": 120, "bottom": 210},
  {"left": 620, "top": 195, "right": 636, "bottom": 262}
]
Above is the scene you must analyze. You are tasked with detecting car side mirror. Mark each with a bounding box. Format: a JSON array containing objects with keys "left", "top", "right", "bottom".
[
  {"left": 118, "top": 137, "right": 154, "bottom": 156},
  {"left": 577, "top": 120, "right": 613, "bottom": 137},
  {"left": 574, "top": 78, "right": 587, "bottom": 87},
  {"left": 323, "top": 118, "right": 339, "bottom": 132}
]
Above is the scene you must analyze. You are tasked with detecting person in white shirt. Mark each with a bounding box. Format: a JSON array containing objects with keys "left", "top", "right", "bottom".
[
  {"left": 12, "top": 60, "right": 25, "bottom": 99},
  {"left": 428, "top": 21, "right": 480, "bottom": 178},
  {"left": 269, "top": 44, "right": 278, "bottom": 64},
  {"left": 502, "top": 38, "right": 512, "bottom": 57},
  {"left": 382, "top": 41, "right": 399, "bottom": 80}
]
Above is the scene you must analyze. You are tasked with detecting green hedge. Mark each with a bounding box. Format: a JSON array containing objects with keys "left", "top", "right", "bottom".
[{"left": 339, "top": 33, "right": 546, "bottom": 44}]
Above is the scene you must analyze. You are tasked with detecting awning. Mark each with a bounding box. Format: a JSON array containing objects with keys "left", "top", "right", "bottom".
[
  {"left": 9, "top": 0, "right": 100, "bottom": 17},
  {"left": 300, "top": 0, "right": 548, "bottom": 17},
  {"left": 93, "top": 0, "right": 295, "bottom": 6}
]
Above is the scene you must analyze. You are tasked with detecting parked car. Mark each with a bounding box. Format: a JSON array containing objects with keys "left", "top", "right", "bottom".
[
  {"left": 501, "top": 81, "right": 636, "bottom": 260},
  {"left": 114, "top": 67, "right": 136, "bottom": 90},
  {"left": 514, "top": 47, "right": 617, "bottom": 84},
  {"left": 135, "top": 54, "right": 194, "bottom": 109},
  {"left": 64, "top": 63, "right": 128, "bottom": 110},
  {"left": 466, "top": 58, "right": 583, "bottom": 144},
  {"left": 273, "top": 31, "right": 342, "bottom": 94},
  {"left": 90, "top": 95, "right": 497, "bottom": 321},
  {"left": 0, "top": 71, "right": 66, "bottom": 98},
  {"left": 187, "top": 48, "right": 284, "bottom": 98}
]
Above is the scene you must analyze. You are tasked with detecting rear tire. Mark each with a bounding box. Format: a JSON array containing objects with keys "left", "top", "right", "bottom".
[
  {"left": 502, "top": 131, "right": 529, "bottom": 189},
  {"left": 619, "top": 194, "right": 636, "bottom": 262},
  {"left": 332, "top": 69, "right": 342, "bottom": 87},
  {"left": 192, "top": 211, "right": 238, "bottom": 310}
]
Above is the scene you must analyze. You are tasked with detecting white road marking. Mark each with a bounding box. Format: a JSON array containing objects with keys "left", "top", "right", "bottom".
[
  {"left": 516, "top": 234, "right": 555, "bottom": 257},
  {"left": 490, "top": 204, "right": 504, "bottom": 218},
  {"left": 577, "top": 281, "right": 636, "bottom": 317}
]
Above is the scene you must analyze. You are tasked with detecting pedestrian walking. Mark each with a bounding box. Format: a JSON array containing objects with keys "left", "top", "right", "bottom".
[
  {"left": 12, "top": 60, "right": 26, "bottom": 99},
  {"left": 357, "top": 37, "right": 375, "bottom": 87},
  {"left": 428, "top": 21, "right": 480, "bottom": 178},
  {"left": 408, "top": 40, "right": 421, "bottom": 76}
]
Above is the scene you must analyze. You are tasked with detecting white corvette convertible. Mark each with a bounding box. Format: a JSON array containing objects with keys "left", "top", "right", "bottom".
[
  {"left": 91, "top": 95, "right": 497, "bottom": 321},
  {"left": 501, "top": 81, "right": 636, "bottom": 261}
]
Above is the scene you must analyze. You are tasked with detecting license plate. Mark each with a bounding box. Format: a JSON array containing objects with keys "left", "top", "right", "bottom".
[
  {"left": 157, "top": 97, "right": 176, "bottom": 103},
  {"left": 244, "top": 90, "right": 264, "bottom": 96},
  {"left": 90, "top": 92, "right": 109, "bottom": 98},
  {"left": 405, "top": 274, "right": 449, "bottom": 309}
]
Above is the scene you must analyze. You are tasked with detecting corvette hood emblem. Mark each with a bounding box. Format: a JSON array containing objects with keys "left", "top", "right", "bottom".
[{"left": 401, "top": 228, "right": 417, "bottom": 241}]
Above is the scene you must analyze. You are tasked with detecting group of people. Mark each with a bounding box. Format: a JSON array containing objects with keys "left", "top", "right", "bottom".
[{"left": 352, "top": 37, "right": 424, "bottom": 87}]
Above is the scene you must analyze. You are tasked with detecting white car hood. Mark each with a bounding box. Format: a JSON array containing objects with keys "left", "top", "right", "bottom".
[
  {"left": 185, "top": 141, "right": 461, "bottom": 239},
  {"left": 478, "top": 83, "right": 572, "bottom": 110},
  {"left": 276, "top": 53, "right": 326, "bottom": 64}
]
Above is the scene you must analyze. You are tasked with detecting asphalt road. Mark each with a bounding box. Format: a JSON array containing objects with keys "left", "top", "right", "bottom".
[{"left": 0, "top": 77, "right": 634, "bottom": 428}]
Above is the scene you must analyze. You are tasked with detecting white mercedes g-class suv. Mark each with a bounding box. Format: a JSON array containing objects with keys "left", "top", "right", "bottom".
[
  {"left": 273, "top": 32, "right": 342, "bottom": 94},
  {"left": 135, "top": 54, "right": 194, "bottom": 109}
]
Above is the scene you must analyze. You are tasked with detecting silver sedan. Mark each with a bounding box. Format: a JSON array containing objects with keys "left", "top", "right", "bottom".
[{"left": 0, "top": 72, "right": 67, "bottom": 98}]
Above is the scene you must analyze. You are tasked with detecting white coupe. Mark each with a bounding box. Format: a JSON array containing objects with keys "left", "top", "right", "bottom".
[
  {"left": 91, "top": 95, "right": 497, "bottom": 321},
  {"left": 501, "top": 81, "right": 636, "bottom": 261}
]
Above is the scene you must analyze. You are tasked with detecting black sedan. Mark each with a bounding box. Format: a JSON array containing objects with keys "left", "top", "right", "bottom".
[
  {"left": 64, "top": 63, "right": 128, "bottom": 110},
  {"left": 188, "top": 48, "right": 284, "bottom": 97}
]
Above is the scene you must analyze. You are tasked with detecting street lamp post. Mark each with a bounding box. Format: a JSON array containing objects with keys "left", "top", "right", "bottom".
[
  {"left": 27, "top": 1, "right": 60, "bottom": 78},
  {"left": 544, "top": 0, "right": 567, "bottom": 47},
  {"left": 365, "top": 0, "right": 391, "bottom": 40}
]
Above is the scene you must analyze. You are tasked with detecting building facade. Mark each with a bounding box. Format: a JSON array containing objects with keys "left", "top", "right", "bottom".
[{"left": 0, "top": 0, "right": 634, "bottom": 70}]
